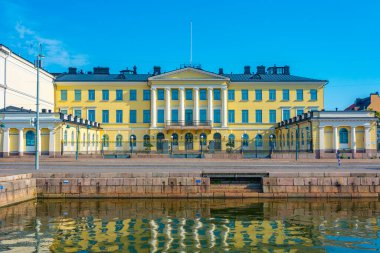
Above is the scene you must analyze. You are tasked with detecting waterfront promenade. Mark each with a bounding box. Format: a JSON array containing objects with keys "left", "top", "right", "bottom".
[{"left": 0, "top": 157, "right": 379, "bottom": 176}]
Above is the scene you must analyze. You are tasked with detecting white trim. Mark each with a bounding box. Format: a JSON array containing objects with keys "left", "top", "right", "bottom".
[{"left": 148, "top": 67, "right": 230, "bottom": 81}]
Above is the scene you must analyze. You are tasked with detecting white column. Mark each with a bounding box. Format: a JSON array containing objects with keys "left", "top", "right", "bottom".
[
  {"left": 319, "top": 126, "right": 325, "bottom": 151},
  {"left": 179, "top": 88, "right": 185, "bottom": 125},
  {"left": 221, "top": 87, "right": 228, "bottom": 128},
  {"left": 194, "top": 87, "right": 199, "bottom": 125},
  {"left": 49, "top": 128, "right": 55, "bottom": 157},
  {"left": 151, "top": 88, "right": 157, "bottom": 128},
  {"left": 364, "top": 126, "right": 371, "bottom": 151},
  {"left": 165, "top": 88, "right": 171, "bottom": 125},
  {"left": 18, "top": 128, "right": 24, "bottom": 156},
  {"left": 2, "top": 128, "right": 9, "bottom": 157},
  {"left": 333, "top": 126, "right": 338, "bottom": 152},
  {"left": 37, "top": 128, "right": 41, "bottom": 155},
  {"left": 351, "top": 126, "right": 356, "bottom": 153},
  {"left": 207, "top": 88, "right": 213, "bottom": 125}
]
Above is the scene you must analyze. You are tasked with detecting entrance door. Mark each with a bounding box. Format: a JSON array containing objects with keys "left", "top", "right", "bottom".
[
  {"left": 185, "top": 109, "right": 193, "bottom": 125},
  {"left": 213, "top": 133, "right": 221, "bottom": 151},
  {"left": 157, "top": 133, "right": 165, "bottom": 153},
  {"left": 185, "top": 133, "right": 193, "bottom": 150}
]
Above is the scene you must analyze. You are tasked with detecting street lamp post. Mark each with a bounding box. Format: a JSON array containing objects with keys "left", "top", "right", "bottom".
[
  {"left": 295, "top": 124, "right": 300, "bottom": 161},
  {"left": 66, "top": 124, "right": 80, "bottom": 160},
  {"left": 241, "top": 134, "right": 244, "bottom": 157},
  {"left": 35, "top": 45, "right": 44, "bottom": 170},
  {"left": 171, "top": 135, "right": 173, "bottom": 156},
  {"left": 130, "top": 136, "right": 134, "bottom": 156},
  {"left": 200, "top": 136, "right": 203, "bottom": 157}
]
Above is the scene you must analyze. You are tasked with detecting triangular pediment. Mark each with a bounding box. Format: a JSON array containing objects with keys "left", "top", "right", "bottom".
[{"left": 148, "top": 67, "right": 229, "bottom": 81}]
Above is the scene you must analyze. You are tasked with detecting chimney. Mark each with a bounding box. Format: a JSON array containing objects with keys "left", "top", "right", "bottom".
[
  {"left": 244, "top": 66, "right": 251, "bottom": 75},
  {"left": 284, "top": 65, "right": 290, "bottom": 75},
  {"left": 133, "top": 65, "right": 137, "bottom": 74},
  {"left": 218, "top": 68, "right": 224, "bottom": 75},
  {"left": 93, "top": 67, "right": 110, "bottom": 75},
  {"left": 42, "top": 109, "right": 47, "bottom": 113},
  {"left": 256, "top": 65, "right": 266, "bottom": 75},
  {"left": 68, "top": 67, "right": 77, "bottom": 74},
  {"left": 153, "top": 66, "right": 161, "bottom": 75}
]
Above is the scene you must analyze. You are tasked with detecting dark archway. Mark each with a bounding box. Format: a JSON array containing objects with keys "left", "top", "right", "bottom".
[
  {"left": 157, "top": 132, "right": 165, "bottom": 152},
  {"left": 185, "top": 133, "right": 193, "bottom": 150},
  {"left": 213, "top": 133, "right": 221, "bottom": 151}
]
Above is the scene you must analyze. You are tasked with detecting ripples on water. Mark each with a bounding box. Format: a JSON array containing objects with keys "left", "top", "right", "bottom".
[{"left": 0, "top": 199, "right": 379, "bottom": 252}]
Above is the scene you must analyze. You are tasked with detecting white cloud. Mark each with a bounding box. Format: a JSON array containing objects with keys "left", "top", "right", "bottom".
[{"left": 14, "top": 22, "right": 88, "bottom": 68}]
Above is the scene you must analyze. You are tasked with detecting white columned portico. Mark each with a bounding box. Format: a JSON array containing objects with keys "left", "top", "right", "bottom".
[
  {"left": 194, "top": 87, "right": 199, "bottom": 125},
  {"left": 179, "top": 88, "right": 185, "bottom": 125},
  {"left": 49, "top": 128, "right": 55, "bottom": 157},
  {"left": 151, "top": 88, "right": 157, "bottom": 128},
  {"left": 221, "top": 87, "right": 228, "bottom": 128},
  {"left": 2, "top": 128, "right": 9, "bottom": 157},
  {"left": 333, "top": 126, "right": 338, "bottom": 152},
  {"left": 351, "top": 126, "right": 356, "bottom": 154},
  {"left": 319, "top": 126, "right": 325, "bottom": 151},
  {"left": 207, "top": 88, "right": 213, "bottom": 125},
  {"left": 18, "top": 128, "right": 24, "bottom": 156},
  {"left": 364, "top": 126, "right": 371, "bottom": 151},
  {"left": 165, "top": 88, "right": 171, "bottom": 124}
]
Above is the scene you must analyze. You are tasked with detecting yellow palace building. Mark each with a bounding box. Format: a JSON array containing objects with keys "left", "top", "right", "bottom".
[{"left": 54, "top": 65, "right": 327, "bottom": 156}]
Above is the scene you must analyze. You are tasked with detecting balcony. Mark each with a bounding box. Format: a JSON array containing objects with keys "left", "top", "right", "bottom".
[{"left": 165, "top": 120, "right": 212, "bottom": 130}]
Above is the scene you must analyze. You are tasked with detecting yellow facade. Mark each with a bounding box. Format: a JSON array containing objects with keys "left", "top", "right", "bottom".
[{"left": 55, "top": 66, "right": 326, "bottom": 154}]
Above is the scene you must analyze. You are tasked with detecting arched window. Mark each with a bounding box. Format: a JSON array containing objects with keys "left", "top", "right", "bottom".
[
  {"left": 26, "top": 130, "right": 35, "bottom": 146},
  {"left": 130, "top": 134, "right": 136, "bottom": 147},
  {"left": 339, "top": 128, "right": 348, "bottom": 144},
  {"left": 116, "top": 134, "right": 123, "bottom": 147},
  {"left": 200, "top": 133, "right": 207, "bottom": 145},
  {"left": 255, "top": 134, "right": 263, "bottom": 147},
  {"left": 228, "top": 134, "right": 235, "bottom": 148},
  {"left": 143, "top": 135, "right": 151, "bottom": 147},
  {"left": 242, "top": 133, "right": 249, "bottom": 147},
  {"left": 71, "top": 132, "right": 75, "bottom": 147},
  {"left": 171, "top": 133, "right": 178, "bottom": 145},
  {"left": 103, "top": 134, "right": 109, "bottom": 147},
  {"left": 64, "top": 130, "right": 68, "bottom": 146},
  {"left": 83, "top": 133, "right": 86, "bottom": 147}
]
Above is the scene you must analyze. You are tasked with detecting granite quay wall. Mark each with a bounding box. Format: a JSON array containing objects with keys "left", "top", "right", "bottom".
[
  {"left": 0, "top": 174, "right": 36, "bottom": 207},
  {"left": 263, "top": 172, "right": 380, "bottom": 198}
]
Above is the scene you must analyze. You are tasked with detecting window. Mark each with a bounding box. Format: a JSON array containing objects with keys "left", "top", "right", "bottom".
[
  {"left": 228, "top": 110, "right": 235, "bottom": 123},
  {"left": 200, "top": 109, "right": 207, "bottom": 122},
  {"left": 228, "top": 90, "right": 235, "bottom": 101},
  {"left": 282, "top": 89, "right": 289, "bottom": 101},
  {"left": 102, "top": 110, "right": 109, "bottom": 123},
  {"left": 157, "top": 89, "right": 164, "bottom": 100},
  {"left": 116, "top": 90, "right": 123, "bottom": 101},
  {"left": 186, "top": 89, "right": 192, "bottom": 100},
  {"left": 61, "top": 90, "right": 67, "bottom": 101},
  {"left": 339, "top": 128, "right": 349, "bottom": 144},
  {"left": 242, "top": 110, "right": 249, "bottom": 123},
  {"left": 310, "top": 89, "right": 317, "bottom": 100},
  {"left": 88, "top": 110, "right": 95, "bottom": 122},
  {"left": 129, "top": 90, "right": 136, "bottom": 101},
  {"left": 88, "top": 90, "right": 95, "bottom": 101},
  {"left": 157, "top": 109, "right": 164, "bottom": 123},
  {"left": 242, "top": 90, "right": 249, "bottom": 101},
  {"left": 171, "top": 109, "right": 178, "bottom": 122},
  {"left": 228, "top": 134, "right": 235, "bottom": 148},
  {"left": 74, "top": 109, "right": 82, "bottom": 118},
  {"left": 60, "top": 109, "right": 68, "bottom": 115},
  {"left": 116, "top": 110, "right": 123, "bottom": 123},
  {"left": 214, "top": 109, "right": 221, "bottom": 123},
  {"left": 255, "top": 90, "right": 262, "bottom": 101},
  {"left": 116, "top": 135, "right": 123, "bottom": 147},
  {"left": 269, "top": 89, "right": 276, "bottom": 101},
  {"left": 74, "top": 90, "right": 81, "bottom": 101},
  {"left": 296, "top": 109, "right": 304, "bottom": 116},
  {"left": 143, "top": 90, "right": 151, "bottom": 101},
  {"left": 282, "top": 109, "right": 290, "bottom": 121},
  {"left": 129, "top": 110, "right": 136, "bottom": 123},
  {"left": 26, "top": 131, "right": 35, "bottom": 146},
  {"left": 255, "top": 134, "right": 263, "bottom": 147},
  {"left": 143, "top": 135, "right": 151, "bottom": 147},
  {"left": 296, "top": 89, "right": 303, "bottom": 101},
  {"left": 129, "top": 135, "right": 136, "bottom": 147},
  {"left": 143, "top": 110, "right": 151, "bottom": 123},
  {"left": 256, "top": 110, "right": 262, "bottom": 123},
  {"left": 242, "top": 134, "right": 249, "bottom": 147},
  {"left": 172, "top": 89, "right": 178, "bottom": 100},
  {"left": 102, "top": 135, "right": 109, "bottom": 147},
  {"left": 270, "top": 110, "right": 276, "bottom": 123},
  {"left": 102, "top": 90, "right": 109, "bottom": 101},
  {"left": 214, "top": 89, "right": 221, "bottom": 100},
  {"left": 200, "top": 89, "right": 207, "bottom": 100}
]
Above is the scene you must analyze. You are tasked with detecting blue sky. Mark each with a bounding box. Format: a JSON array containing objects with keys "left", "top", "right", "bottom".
[{"left": 1, "top": 0, "right": 379, "bottom": 110}]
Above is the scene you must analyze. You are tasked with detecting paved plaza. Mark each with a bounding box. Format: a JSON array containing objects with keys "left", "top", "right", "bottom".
[{"left": 0, "top": 157, "right": 379, "bottom": 176}]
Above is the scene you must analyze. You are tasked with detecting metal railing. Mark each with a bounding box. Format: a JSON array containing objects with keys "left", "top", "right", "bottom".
[{"left": 165, "top": 120, "right": 212, "bottom": 127}]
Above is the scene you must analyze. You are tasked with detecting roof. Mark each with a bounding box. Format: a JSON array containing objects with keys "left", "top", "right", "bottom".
[
  {"left": 345, "top": 96, "right": 371, "bottom": 111},
  {"left": 223, "top": 74, "right": 326, "bottom": 82},
  {"left": 55, "top": 73, "right": 152, "bottom": 82},
  {"left": 0, "top": 106, "right": 35, "bottom": 113}
]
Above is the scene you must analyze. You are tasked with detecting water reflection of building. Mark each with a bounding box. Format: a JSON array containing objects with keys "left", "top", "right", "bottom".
[{"left": 0, "top": 199, "right": 380, "bottom": 252}]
